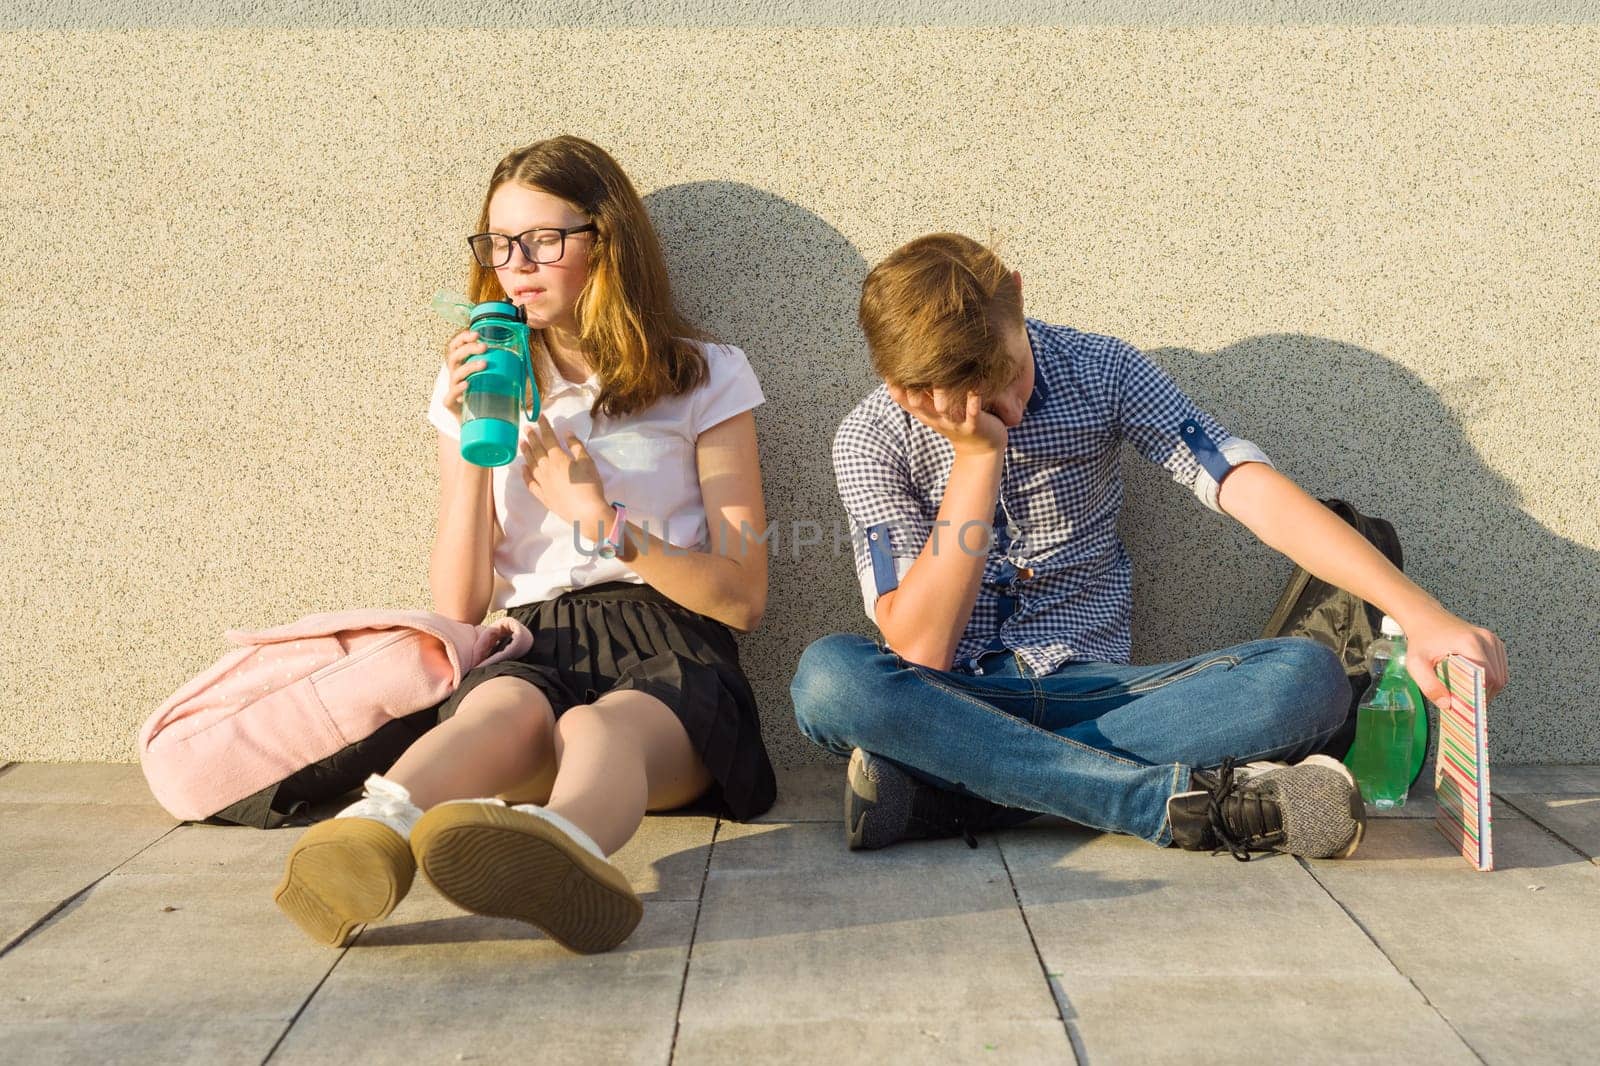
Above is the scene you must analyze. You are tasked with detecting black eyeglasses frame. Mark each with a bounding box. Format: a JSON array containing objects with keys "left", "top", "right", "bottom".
[{"left": 467, "top": 222, "right": 598, "bottom": 268}]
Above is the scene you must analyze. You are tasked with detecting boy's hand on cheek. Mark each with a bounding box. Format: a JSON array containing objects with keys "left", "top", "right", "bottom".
[{"left": 888, "top": 384, "right": 1007, "bottom": 457}]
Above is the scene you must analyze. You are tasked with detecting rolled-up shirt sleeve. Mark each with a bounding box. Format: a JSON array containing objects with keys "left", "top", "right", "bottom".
[
  {"left": 831, "top": 413, "right": 933, "bottom": 625},
  {"left": 1101, "top": 338, "right": 1273, "bottom": 513}
]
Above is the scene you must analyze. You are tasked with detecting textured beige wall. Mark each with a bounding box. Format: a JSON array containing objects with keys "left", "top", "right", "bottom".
[
  {"left": 5, "top": 1, "right": 1597, "bottom": 28},
  {"left": 2, "top": 28, "right": 1596, "bottom": 767}
]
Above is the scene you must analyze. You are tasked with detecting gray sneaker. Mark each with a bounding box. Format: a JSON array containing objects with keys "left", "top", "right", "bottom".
[
  {"left": 844, "top": 747, "right": 1035, "bottom": 851},
  {"left": 1167, "top": 754, "right": 1366, "bottom": 861}
]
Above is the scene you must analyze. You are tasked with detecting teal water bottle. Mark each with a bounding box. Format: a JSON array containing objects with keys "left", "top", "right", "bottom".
[
  {"left": 1344, "top": 616, "right": 1422, "bottom": 809},
  {"left": 431, "top": 291, "right": 540, "bottom": 467}
]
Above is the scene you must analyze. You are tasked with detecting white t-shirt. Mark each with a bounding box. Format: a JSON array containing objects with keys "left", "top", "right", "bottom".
[{"left": 426, "top": 339, "right": 765, "bottom": 611}]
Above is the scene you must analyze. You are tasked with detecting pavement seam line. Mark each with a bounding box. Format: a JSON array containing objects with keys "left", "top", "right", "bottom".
[
  {"left": 1492, "top": 792, "right": 1596, "bottom": 863},
  {"left": 996, "top": 839, "right": 1084, "bottom": 1065},
  {"left": 667, "top": 816, "right": 722, "bottom": 1065},
  {"left": 1295, "top": 856, "right": 1488, "bottom": 1065},
  {"left": 0, "top": 818, "right": 183, "bottom": 960},
  {"left": 259, "top": 925, "right": 357, "bottom": 1063}
]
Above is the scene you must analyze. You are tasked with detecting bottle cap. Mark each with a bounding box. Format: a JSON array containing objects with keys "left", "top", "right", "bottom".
[
  {"left": 430, "top": 290, "right": 473, "bottom": 327},
  {"left": 1380, "top": 615, "right": 1403, "bottom": 638},
  {"left": 471, "top": 300, "right": 522, "bottom": 323}
]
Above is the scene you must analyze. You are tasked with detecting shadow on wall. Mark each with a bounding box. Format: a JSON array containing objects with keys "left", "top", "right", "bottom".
[
  {"left": 642, "top": 181, "right": 874, "bottom": 767},
  {"left": 633, "top": 183, "right": 1595, "bottom": 765},
  {"left": 1121, "top": 335, "right": 1599, "bottom": 763}
]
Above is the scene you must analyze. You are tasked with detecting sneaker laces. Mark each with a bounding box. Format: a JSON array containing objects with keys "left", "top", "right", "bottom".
[
  {"left": 337, "top": 774, "right": 422, "bottom": 835},
  {"left": 360, "top": 774, "right": 418, "bottom": 819},
  {"left": 1203, "top": 756, "right": 1260, "bottom": 863}
]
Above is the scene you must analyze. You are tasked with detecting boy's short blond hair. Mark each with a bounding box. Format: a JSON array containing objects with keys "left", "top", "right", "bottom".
[{"left": 858, "top": 233, "right": 1024, "bottom": 412}]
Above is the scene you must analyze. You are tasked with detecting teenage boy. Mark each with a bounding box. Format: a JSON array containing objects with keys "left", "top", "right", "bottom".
[{"left": 790, "top": 233, "right": 1508, "bottom": 860}]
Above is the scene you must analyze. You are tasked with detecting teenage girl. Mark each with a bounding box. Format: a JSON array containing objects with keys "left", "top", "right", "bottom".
[{"left": 273, "top": 135, "right": 776, "bottom": 954}]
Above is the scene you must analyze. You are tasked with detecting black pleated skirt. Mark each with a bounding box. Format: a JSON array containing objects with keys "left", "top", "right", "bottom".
[{"left": 432, "top": 580, "right": 777, "bottom": 822}]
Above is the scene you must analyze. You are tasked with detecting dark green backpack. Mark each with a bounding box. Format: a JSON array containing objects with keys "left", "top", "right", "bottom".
[{"left": 1259, "top": 498, "right": 1428, "bottom": 785}]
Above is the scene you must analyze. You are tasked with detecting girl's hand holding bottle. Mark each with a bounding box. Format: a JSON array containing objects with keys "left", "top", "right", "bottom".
[
  {"left": 442, "top": 329, "right": 491, "bottom": 423},
  {"left": 432, "top": 291, "right": 538, "bottom": 466}
]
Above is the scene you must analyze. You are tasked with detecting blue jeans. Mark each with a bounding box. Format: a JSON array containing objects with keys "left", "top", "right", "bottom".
[{"left": 790, "top": 633, "right": 1350, "bottom": 846}]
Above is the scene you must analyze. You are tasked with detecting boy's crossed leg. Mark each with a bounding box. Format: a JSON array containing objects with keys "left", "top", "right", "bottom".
[{"left": 791, "top": 632, "right": 1363, "bottom": 859}]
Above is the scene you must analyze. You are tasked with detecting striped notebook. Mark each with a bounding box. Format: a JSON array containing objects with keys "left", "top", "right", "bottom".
[{"left": 1433, "top": 654, "right": 1492, "bottom": 871}]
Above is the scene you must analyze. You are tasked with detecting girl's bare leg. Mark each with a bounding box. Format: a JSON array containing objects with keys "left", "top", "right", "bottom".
[
  {"left": 544, "top": 688, "right": 713, "bottom": 855},
  {"left": 383, "top": 677, "right": 557, "bottom": 809}
]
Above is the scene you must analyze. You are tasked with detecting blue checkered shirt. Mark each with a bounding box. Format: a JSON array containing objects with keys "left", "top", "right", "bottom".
[{"left": 832, "top": 317, "right": 1273, "bottom": 676}]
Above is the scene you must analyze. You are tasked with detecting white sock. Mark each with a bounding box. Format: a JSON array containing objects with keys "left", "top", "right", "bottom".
[
  {"left": 509, "top": 803, "right": 608, "bottom": 862},
  {"left": 420, "top": 796, "right": 608, "bottom": 862},
  {"left": 334, "top": 774, "right": 423, "bottom": 838}
]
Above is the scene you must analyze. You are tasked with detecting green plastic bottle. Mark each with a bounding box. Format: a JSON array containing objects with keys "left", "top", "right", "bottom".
[{"left": 1344, "top": 616, "right": 1421, "bottom": 809}]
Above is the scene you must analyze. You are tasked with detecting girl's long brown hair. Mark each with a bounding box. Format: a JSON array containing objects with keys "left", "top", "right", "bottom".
[{"left": 467, "top": 136, "right": 708, "bottom": 418}]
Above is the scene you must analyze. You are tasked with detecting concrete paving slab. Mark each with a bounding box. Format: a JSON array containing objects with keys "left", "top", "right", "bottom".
[
  {"left": 606, "top": 813, "right": 717, "bottom": 901},
  {"left": 1307, "top": 810, "right": 1600, "bottom": 1064},
  {"left": 0, "top": 868, "right": 340, "bottom": 1062},
  {"left": 1000, "top": 819, "right": 1387, "bottom": 977},
  {"left": 271, "top": 880, "right": 696, "bottom": 1065},
  {"left": 1000, "top": 820, "right": 1480, "bottom": 1062},
  {"left": 0, "top": 1018, "right": 287, "bottom": 1066},
  {"left": 1490, "top": 765, "right": 1600, "bottom": 794},
  {"left": 754, "top": 761, "right": 841, "bottom": 823},
  {"left": 0, "top": 764, "right": 163, "bottom": 807},
  {"left": 675, "top": 1018, "right": 1074, "bottom": 1065},
  {"left": 1060, "top": 975, "right": 1478, "bottom": 1066},
  {"left": 676, "top": 821, "right": 1066, "bottom": 1054},
  {"left": 1497, "top": 793, "right": 1600, "bottom": 862},
  {"left": 4, "top": 763, "right": 1596, "bottom": 1065},
  {"left": 0, "top": 901, "right": 63, "bottom": 951},
  {"left": 116, "top": 822, "right": 299, "bottom": 878},
  {"left": 0, "top": 804, "right": 177, "bottom": 943}
]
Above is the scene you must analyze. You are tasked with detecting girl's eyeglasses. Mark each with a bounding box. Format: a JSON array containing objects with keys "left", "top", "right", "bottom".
[{"left": 468, "top": 222, "right": 597, "bottom": 268}]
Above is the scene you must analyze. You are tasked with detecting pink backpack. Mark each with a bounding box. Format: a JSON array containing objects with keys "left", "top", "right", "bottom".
[{"left": 139, "top": 609, "right": 532, "bottom": 821}]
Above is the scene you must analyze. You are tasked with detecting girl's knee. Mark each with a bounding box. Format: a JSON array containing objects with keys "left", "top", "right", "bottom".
[
  {"left": 553, "top": 694, "right": 702, "bottom": 806},
  {"left": 553, "top": 700, "right": 637, "bottom": 750},
  {"left": 457, "top": 676, "right": 557, "bottom": 743}
]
